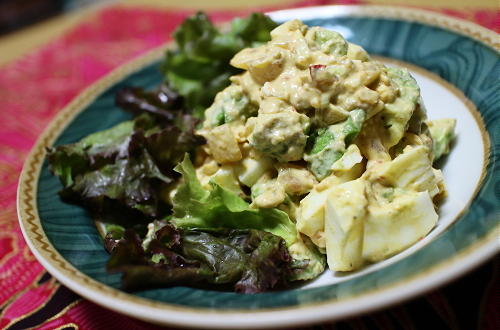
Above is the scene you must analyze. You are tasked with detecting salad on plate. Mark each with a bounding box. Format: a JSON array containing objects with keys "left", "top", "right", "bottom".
[{"left": 47, "top": 13, "right": 456, "bottom": 293}]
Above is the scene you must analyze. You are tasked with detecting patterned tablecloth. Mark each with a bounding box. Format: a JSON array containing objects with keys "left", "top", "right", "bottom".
[{"left": 0, "top": 1, "right": 498, "bottom": 329}]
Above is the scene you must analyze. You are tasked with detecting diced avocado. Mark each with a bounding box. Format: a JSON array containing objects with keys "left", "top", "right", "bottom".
[
  {"left": 381, "top": 67, "right": 420, "bottom": 148},
  {"left": 250, "top": 111, "right": 310, "bottom": 162},
  {"left": 344, "top": 109, "right": 366, "bottom": 145},
  {"left": 305, "top": 109, "right": 365, "bottom": 180},
  {"left": 308, "top": 127, "right": 334, "bottom": 154},
  {"left": 307, "top": 148, "right": 343, "bottom": 180},
  {"left": 288, "top": 235, "right": 326, "bottom": 281},
  {"left": 427, "top": 118, "right": 456, "bottom": 161},
  {"left": 306, "top": 27, "right": 348, "bottom": 56},
  {"left": 203, "top": 85, "right": 258, "bottom": 128}
]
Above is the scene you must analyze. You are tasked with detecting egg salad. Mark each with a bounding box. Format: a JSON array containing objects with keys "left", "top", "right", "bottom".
[{"left": 194, "top": 19, "right": 456, "bottom": 272}]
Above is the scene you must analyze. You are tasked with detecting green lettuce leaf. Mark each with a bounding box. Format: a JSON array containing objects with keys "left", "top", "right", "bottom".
[
  {"left": 172, "top": 154, "right": 297, "bottom": 246},
  {"left": 48, "top": 112, "right": 204, "bottom": 222},
  {"left": 230, "top": 13, "right": 280, "bottom": 45},
  {"left": 161, "top": 12, "right": 277, "bottom": 117},
  {"left": 63, "top": 144, "right": 170, "bottom": 219},
  {"left": 47, "top": 121, "right": 135, "bottom": 187},
  {"left": 107, "top": 224, "right": 292, "bottom": 293}
]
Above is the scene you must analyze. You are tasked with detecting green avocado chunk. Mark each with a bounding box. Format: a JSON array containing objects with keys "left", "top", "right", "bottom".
[
  {"left": 305, "top": 109, "right": 365, "bottom": 180},
  {"left": 381, "top": 67, "right": 420, "bottom": 148},
  {"left": 204, "top": 85, "right": 258, "bottom": 127},
  {"left": 250, "top": 111, "right": 310, "bottom": 162},
  {"left": 427, "top": 118, "right": 456, "bottom": 161},
  {"left": 307, "top": 27, "right": 348, "bottom": 56}
]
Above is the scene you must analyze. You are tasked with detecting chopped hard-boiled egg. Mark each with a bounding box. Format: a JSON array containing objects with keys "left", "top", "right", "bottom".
[
  {"left": 363, "top": 189, "right": 438, "bottom": 262},
  {"left": 194, "top": 18, "right": 455, "bottom": 275},
  {"left": 324, "top": 178, "right": 367, "bottom": 271}
]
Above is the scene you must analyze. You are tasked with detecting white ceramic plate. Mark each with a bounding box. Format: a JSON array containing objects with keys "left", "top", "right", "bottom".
[{"left": 18, "top": 5, "right": 499, "bottom": 329}]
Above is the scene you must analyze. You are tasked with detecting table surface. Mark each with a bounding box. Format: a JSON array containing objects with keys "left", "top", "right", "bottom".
[
  {"left": 0, "top": 0, "right": 498, "bottom": 329},
  {"left": 0, "top": 0, "right": 498, "bottom": 67}
]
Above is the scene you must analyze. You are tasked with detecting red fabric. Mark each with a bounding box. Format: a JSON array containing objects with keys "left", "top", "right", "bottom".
[
  {"left": 0, "top": 279, "right": 58, "bottom": 329},
  {"left": 35, "top": 300, "right": 166, "bottom": 330},
  {"left": 0, "top": 2, "right": 498, "bottom": 329}
]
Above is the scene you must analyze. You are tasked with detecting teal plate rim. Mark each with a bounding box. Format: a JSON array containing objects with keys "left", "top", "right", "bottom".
[{"left": 18, "top": 5, "right": 500, "bottom": 329}]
